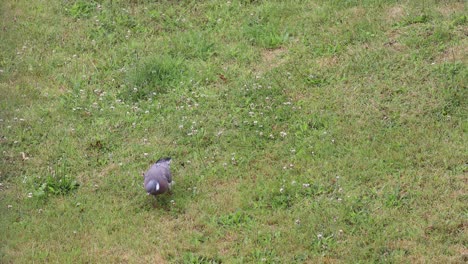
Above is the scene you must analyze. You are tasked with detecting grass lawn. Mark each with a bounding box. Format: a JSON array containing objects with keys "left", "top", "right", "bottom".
[{"left": 1, "top": 0, "right": 466, "bottom": 263}]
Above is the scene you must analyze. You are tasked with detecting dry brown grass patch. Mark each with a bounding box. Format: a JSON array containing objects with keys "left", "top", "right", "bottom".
[
  {"left": 89, "top": 246, "right": 167, "bottom": 263},
  {"left": 255, "top": 47, "right": 287, "bottom": 75},
  {"left": 316, "top": 56, "right": 339, "bottom": 68},
  {"left": 349, "top": 6, "right": 367, "bottom": 18},
  {"left": 437, "top": 2, "right": 466, "bottom": 17},
  {"left": 435, "top": 43, "right": 468, "bottom": 63},
  {"left": 217, "top": 231, "right": 240, "bottom": 255},
  {"left": 384, "top": 27, "right": 407, "bottom": 51},
  {"left": 386, "top": 5, "right": 406, "bottom": 23}
]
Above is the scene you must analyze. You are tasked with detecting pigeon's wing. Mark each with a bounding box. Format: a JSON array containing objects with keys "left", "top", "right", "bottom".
[
  {"left": 157, "top": 159, "right": 172, "bottom": 183},
  {"left": 147, "top": 165, "right": 171, "bottom": 183}
]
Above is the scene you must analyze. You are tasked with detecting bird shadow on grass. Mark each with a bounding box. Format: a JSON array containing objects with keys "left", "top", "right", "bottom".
[{"left": 136, "top": 193, "right": 186, "bottom": 216}]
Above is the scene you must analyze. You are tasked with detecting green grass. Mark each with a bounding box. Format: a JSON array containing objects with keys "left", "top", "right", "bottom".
[{"left": 1, "top": 0, "right": 467, "bottom": 263}]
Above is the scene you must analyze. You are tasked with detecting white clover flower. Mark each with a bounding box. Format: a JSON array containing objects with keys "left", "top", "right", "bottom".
[{"left": 280, "top": 131, "right": 287, "bottom": 137}]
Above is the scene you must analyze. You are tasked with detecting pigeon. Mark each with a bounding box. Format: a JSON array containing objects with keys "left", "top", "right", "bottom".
[{"left": 143, "top": 157, "right": 173, "bottom": 196}]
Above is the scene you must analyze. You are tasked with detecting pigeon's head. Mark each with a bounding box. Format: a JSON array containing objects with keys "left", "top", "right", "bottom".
[{"left": 145, "top": 180, "right": 160, "bottom": 195}]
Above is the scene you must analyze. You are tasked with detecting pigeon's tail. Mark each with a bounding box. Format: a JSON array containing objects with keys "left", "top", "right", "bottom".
[{"left": 156, "top": 157, "right": 172, "bottom": 165}]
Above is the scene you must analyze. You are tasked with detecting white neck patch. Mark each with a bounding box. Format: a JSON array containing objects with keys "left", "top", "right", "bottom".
[{"left": 155, "top": 182, "right": 160, "bottom": 191}]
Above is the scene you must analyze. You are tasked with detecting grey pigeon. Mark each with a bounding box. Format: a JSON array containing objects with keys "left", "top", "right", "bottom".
[{"left": 143, "top": 157, "right": 173, "bottom": 196}]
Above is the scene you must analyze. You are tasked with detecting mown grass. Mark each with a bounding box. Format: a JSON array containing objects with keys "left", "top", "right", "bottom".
[{"left": 1, "top": 0, "right": 466, "bottom": 263}]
